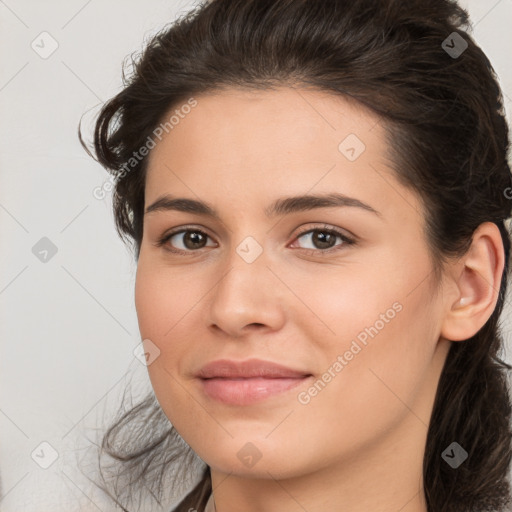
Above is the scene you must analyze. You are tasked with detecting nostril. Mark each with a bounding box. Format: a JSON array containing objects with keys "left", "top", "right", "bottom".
[{"left": 248, "top": 323, "right": 265, "bottom": 328}]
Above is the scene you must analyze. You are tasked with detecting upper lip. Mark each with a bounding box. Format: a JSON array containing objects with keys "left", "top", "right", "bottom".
[{"left": 196, "top": 358, "right": 312, "bottom": 379}]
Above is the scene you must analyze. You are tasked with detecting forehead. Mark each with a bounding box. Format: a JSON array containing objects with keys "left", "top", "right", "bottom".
[{"left": 147, "top": 86, "right": 383, "bottom": 167}]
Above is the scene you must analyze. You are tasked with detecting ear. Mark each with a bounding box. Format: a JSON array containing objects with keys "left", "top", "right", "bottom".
[{"left": 440, "top": 222, "right": 505, "bottom": 342}]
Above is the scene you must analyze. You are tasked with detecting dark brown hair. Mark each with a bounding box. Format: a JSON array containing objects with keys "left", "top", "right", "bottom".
[{"left": 80, "top": 0, "right": 512, "bottom": 510}]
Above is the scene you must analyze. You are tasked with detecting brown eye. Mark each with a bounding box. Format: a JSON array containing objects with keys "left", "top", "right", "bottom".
[
  {"left": 157, "top": 228, "right": 216, "bottom": 253},
  {"left": 294, "top": 228, "right": 351, "bottom": 251},
  {"left": 307, "top": 230, "right": 337, "bottom": 249},
  {"left": 181, "top": 231, "right": 208, "bottom": 249}
]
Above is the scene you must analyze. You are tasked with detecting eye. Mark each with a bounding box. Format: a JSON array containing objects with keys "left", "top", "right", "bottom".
[
  {"left": 156, "top": 226, "right": 217, "bottom": 254},
  {"left": 290, "top": 225, "right": 355, "bottom": 254}
]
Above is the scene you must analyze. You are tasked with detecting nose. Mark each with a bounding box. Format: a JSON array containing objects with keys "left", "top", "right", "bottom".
[{"left": 206, "top": 246, "right": 286, "bottom": 338}]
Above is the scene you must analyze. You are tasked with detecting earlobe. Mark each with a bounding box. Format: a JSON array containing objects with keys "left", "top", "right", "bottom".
[{"left": 440, "top": 222, "right": 505, "bottom": 342}]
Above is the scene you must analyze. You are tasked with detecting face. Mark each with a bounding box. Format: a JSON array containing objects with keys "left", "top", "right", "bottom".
[{"left": 135, "top": 86, "right": 451, "bottom": 479}]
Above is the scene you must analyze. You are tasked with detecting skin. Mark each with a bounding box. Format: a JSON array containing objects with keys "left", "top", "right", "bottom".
[{"left": 134, "top": 86, "right": 503, "bottom": 512}]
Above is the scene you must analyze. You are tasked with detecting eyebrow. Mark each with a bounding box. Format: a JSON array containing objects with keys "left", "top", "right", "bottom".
[{"left": 144, "top": 192, "right": 380, "bottom": 218}]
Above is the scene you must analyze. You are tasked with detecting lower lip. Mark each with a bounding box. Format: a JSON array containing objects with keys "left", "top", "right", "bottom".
[{"left": 200, "top": 376, "right": 311, "bottom": 406}]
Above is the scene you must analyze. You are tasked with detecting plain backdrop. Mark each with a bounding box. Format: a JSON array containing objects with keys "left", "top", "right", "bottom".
[{"left": 1, "top": 0, "right": 511, "bottom": 510}]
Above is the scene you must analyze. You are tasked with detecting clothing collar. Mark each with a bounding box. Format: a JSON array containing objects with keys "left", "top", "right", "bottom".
[{"left": 204, "top": 492, "right": 216, "bottom": 512}]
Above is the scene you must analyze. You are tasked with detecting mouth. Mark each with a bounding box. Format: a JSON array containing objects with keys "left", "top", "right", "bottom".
[
  {"left": 198, "top": 375, "right": 313, "bottom": 406},
  {"left": 195, "top": 358, "right": 313, "bottom": 406}
]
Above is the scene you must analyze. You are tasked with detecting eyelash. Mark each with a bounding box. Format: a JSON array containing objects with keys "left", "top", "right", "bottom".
[{"left": 155, "top": 224, "right": 356, "bottom": 257}]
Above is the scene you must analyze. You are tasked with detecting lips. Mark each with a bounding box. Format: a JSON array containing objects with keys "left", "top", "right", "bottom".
[
  {"left": 196, "top": 358, "right": 311, "bottom": 379},
  {"left": 196, "top": 358, "right": 313, "bottom": 405}
]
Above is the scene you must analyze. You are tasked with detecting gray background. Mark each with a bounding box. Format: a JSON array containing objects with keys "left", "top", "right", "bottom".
[{"left": 1, "top": 0, "right": 511, "bottom": 510}]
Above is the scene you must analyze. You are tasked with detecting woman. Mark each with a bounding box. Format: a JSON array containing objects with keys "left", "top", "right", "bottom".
[{"left": 80, "top": 0, "right": 512, "bottom": 511}]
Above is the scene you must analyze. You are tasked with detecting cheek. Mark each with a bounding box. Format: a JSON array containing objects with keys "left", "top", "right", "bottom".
[
  {"left": 134, "top": 262, "right": 208, "bottom": 416},
  {"left": 134, "top": 261, "right": 199, "bottom": 346},
  {"left": 134, "top": 266, "right": 163, "bottom": 341},
  {"left": 281, "top": 256, "right": 418, "bottom": 349},
  {"left": 290, "top": 252, "right": 439, "bottom": 415},
  {"left": 287, "top": 290, "right": 438, "bottom": 470},
  {"left": 134, "top": 265, "right": 189, "bottom": 413}
]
